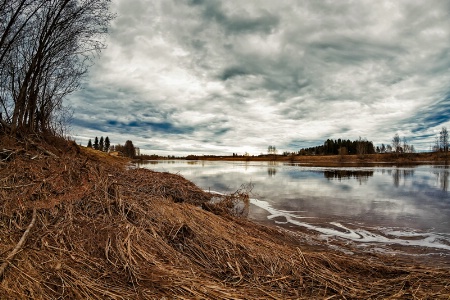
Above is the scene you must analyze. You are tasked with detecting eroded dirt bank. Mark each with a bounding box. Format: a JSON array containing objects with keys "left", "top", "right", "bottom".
[{"left": 1, "top": 136, "right": 449, "bottom": 299}]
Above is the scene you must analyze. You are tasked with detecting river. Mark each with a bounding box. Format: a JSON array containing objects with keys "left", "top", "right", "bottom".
[{"left": 138, "top": 160, "right": 450, "bottom": 259}]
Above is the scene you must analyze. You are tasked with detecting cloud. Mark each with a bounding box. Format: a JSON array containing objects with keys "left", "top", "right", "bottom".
[
  {"left": 412, "top": 93, "right": 450, "bottom": 130},
  {"left": 186, "top": 0, "right": 280, "bottom": 34},
  {"left": 219, "top": 66, "right": 250, "bottom": 81},
  {"left": 67, "top": 0, "right": 450, "bottom": 155}
]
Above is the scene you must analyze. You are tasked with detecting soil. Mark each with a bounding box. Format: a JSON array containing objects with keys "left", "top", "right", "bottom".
[{"left": 1, "top": 135, "right": 449, "bottom": 299}]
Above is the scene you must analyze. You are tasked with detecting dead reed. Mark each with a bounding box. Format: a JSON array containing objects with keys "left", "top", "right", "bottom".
[{"left": 0, "top": 136, "right": 449, "bottom": 299}]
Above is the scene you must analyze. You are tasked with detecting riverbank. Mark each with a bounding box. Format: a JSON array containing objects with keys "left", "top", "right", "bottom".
[
  {"left": 183, "top": 152, "right": 450, "bottom": 166},
  {"left": 1, "top": 136, "right": 449, "bottom": 299}
]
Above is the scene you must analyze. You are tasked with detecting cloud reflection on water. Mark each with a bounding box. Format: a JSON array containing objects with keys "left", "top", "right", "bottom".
[
  {"left": 252, "top": 198, "right": 450, "bottom": 252},
  {"left": 139, "top": 160, "right": 450, "bottom": 242}
]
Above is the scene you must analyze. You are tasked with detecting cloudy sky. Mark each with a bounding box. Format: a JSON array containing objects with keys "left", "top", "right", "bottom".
[{"left": 68, "top": 0, "right": 450, "bottom": 156}]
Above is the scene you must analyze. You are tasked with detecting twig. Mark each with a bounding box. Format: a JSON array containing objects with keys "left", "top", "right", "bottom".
[
  {"left": 24, "top": 138, "right": 58, "bottom": 158},
  {"left": 256, "top": 287, "right": 282, "bottom": 300},
  {"left": 0, "top": 208, "right": 37, "bottom": 279},
  {"left": 37, "top": 145, "right": 58, "bottom": 158},
  {"left": 0, "top": 119, "right": 11, "bottom": 132},
  {"left": 263, "top": 275, "right": 289, "bottom": 284},
  {"left": 0, "top": 183, "right": 36, "bottom": 189},
  {"left": 296, "top": 247, "right": 309, "bottom": 267},
  {"left": 1, "top": 149, "right": 16, "bottom": 161}
]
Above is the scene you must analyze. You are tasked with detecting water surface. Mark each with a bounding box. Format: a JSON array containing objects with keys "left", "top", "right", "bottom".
[{"left": 139, "top": 160, "right": 450, "bottom": 256}]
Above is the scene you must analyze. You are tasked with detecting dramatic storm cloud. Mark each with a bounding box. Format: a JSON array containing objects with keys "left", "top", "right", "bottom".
[{"left": 68, "top": 0, "right": 450, "bottom": 155}]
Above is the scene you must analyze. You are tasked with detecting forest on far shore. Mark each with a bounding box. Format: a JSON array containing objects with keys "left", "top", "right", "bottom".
[
  {"left": 285, "top": 129, "right": 449, "bottom": 157},
  {"left": 85, "top": 128, "right": 450, "bottom": 161}
]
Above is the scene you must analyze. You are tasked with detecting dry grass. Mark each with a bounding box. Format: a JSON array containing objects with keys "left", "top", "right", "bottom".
[
  {"left": 198, "top": 152, "right": 450, "bottom": 165},
  {"left": 1, "top": 136, "right": 450, "bottom": 299}
]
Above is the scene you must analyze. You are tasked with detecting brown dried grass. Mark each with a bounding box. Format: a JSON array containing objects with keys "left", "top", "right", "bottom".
[{"left": 1, "top": 136, "right": 449, "bottom": 299}]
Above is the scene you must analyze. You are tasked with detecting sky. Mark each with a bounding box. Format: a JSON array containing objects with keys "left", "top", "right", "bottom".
[{"left": 68, "top": 0, "right": 450, "bottom": 156}]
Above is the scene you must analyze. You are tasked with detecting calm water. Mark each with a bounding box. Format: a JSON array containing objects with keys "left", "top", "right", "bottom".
[{"left": 138, "top": 160, "right": 450, "bottom": 255}]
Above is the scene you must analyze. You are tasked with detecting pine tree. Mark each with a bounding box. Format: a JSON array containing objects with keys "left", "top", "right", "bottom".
[
  {"left": 93, "top": 137, "right": 99, "bottom": 150},
  {"left": 104, "top": 136, "right": 110, "bottom": 152},
  {"left": 99, "top": 136, "right": 104, "bottom": 152},
  {"left": 87, "top": 139, "right": 92, "bottom": 148}
]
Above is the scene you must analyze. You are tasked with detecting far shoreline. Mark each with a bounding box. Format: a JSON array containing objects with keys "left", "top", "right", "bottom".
[{"left": 137, "top": 152, "right": 450, "bottom": 167}]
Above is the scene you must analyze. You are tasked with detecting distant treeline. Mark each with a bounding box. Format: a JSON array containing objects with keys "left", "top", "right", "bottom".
[
  {"left": 299, "top": 138, "right": 375, "bottom": 156},
  {"left": 86, "top": 137, "right": 178, "bottom": 160},
  {"left": 87, "top": 137, "right": 139, "bottom": 158}
]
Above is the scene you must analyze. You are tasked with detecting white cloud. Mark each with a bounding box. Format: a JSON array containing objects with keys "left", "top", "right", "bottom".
[{"left": 67, "top": 0, "right": 450, "bottom": 155}]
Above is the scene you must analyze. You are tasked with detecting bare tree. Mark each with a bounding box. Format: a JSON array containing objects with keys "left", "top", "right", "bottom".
[
  {"left": 440, "top": 127, "right": 449, "bottom": 153},
  {"left": 124, "top": 140, "right": 136, "bottom": 158},
  {"left": 268, "top": 145, "right": 277, "bottom": 155},
  {"left": 338, "top": 146, "right": 347, "bottom": 155},
  {"left": 0, "top": 0, "right": 113, "bottom": 135},
  {"left": 402, "top": 137, "right": 410, "bottom": 153},
  {"left": 0, "top": 1, "right": 43, "bottom": 66},
  {"left": 0, "top": 0, "right": 43, "bottom": 127},
  {"left": 392, "top": 133, "right": 401, "bottom": 153},
  {"left": 356, "top": 136, "right": 368, "bottom": 157}
]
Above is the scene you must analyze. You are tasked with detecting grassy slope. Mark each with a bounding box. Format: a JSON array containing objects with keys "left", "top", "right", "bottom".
[{"left": 1, "top": 137, "right": 449, "bottom": 299}]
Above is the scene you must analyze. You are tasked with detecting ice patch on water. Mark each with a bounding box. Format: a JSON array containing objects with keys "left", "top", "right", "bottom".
[{"left": 251, "top": 198, "right": 450, "bottom": 251}]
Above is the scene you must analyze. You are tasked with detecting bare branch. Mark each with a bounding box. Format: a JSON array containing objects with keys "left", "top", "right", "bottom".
[{"left": 0, "top": 208, "right": 37, "bottom": 280}]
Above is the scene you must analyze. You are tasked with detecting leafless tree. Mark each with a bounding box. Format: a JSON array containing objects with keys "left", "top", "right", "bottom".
[
  {"left": 268, "top": 145, "right": 277, "bottom": 155},
  {"left": 356, "top": 136, "right": 367, "bottom": 157},
  {"left": 0, "top": 0, "right": 113, "bottom": 135},
  {"left": 392, "top": 133, "right": 401, "bottom": 153},
  {"left": 124, "top": 140, "right": 136, "bottom": 158},
  {"left": 338, "top": 146, "right": 347, "bottom": 156},
  {"left": 0, "top": 1, "right": 44, "bottom": 65},
  {"left": 434, "top": 136, "right": 440, "bottom": 152},
  {"left": 440, "top": 127, "right": 449, "bottom": 153},
  {"left": 402, "top": 137, "right": 410, "bottom": 153}
]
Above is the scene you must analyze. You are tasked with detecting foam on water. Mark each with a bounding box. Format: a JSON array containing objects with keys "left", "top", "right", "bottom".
[{"left": 251, "top": 198, "right": 450, "bottom": 251}]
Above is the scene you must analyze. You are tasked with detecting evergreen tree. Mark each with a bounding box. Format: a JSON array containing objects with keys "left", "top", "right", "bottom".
[
  {"left": 93, "top": 137, "right": 99, "bottom": 150},
  {"left": 99, "top": 136, "right": 104, "bottom": 152},
  {"left": 87, "top": 139, "right": 92, "bottom": 148},
  {"left": 104, "top": 136, "right": 110, "bottom": 152}
]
